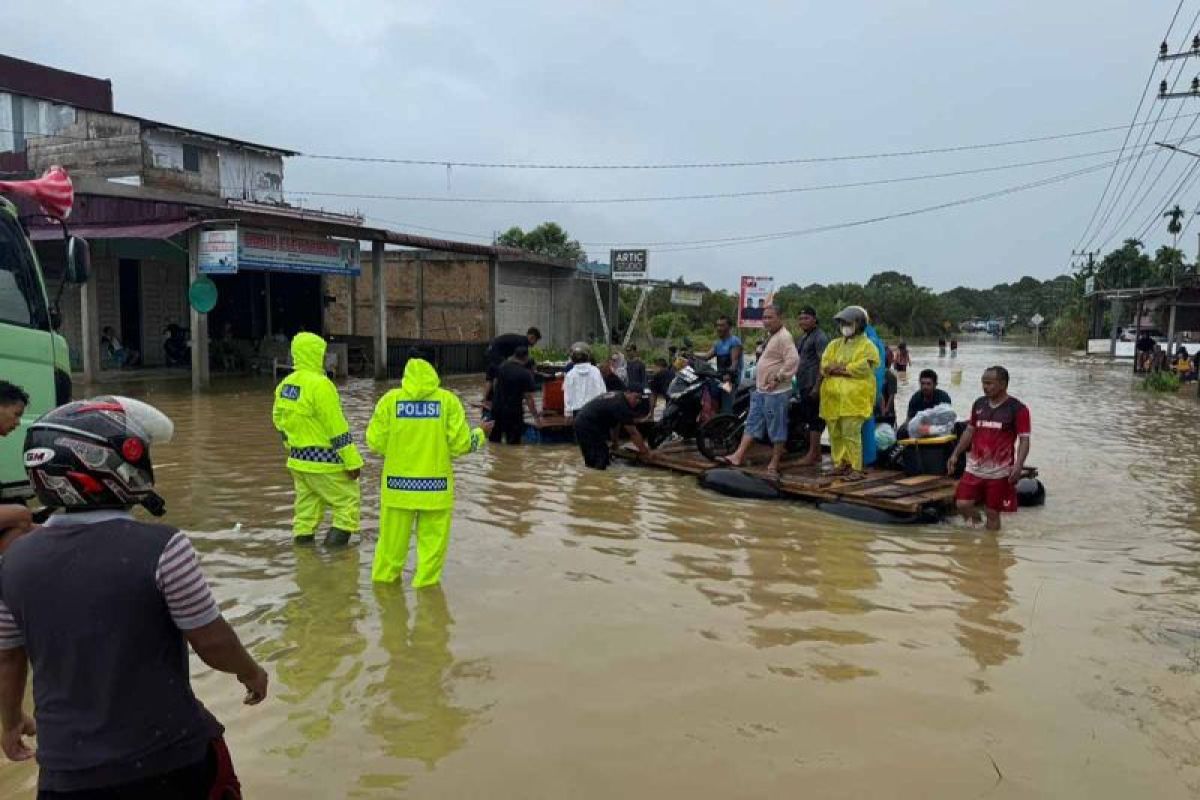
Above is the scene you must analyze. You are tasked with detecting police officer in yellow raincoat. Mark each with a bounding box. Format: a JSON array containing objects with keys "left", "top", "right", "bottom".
[
  {"left": 367, "top": 354, "right": 485, "bottom": 587},
  {"left": 820, "top": 306, "right": 879, "bottom": 479},
  {"left": 272, "top": 332, "right": 364, "bottom": 546}
]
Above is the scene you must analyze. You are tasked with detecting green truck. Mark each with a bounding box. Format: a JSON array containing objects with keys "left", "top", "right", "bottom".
[{"left": 0, "top": 193, "right": 88, "bottom": 500}]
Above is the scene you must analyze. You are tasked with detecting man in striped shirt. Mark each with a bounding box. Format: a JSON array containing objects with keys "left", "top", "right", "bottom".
[{"left": 0, "top": 397, "right": 268, "bottom": 797}]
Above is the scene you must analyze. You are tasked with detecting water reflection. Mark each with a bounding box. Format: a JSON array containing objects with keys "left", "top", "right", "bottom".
[
  {"left": 265, "top": 548, "right": 366, "bottom": 756},
  {"left": 358, "top": 585, "right": 480, "bottom": 793},
  {"left": 947, "top": 533, "right": 1021, "bottom": 673}
]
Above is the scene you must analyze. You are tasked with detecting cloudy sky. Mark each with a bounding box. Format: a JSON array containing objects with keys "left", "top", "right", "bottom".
[{"left": 7, "top": 1, "right": 1190, "bottom": 290}]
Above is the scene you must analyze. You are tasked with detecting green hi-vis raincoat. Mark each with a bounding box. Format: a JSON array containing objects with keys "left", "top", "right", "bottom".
[
  {"left": 819, "top": 333, "right": 880, "bottom": 420},
  {"left": 272, "top": 333, "right": 364, "bottom": 473},
  {"left": 367, "top": 358, "right": 485, "bottom": 511}
]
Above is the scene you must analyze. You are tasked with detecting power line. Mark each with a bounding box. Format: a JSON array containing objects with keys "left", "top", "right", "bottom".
[
  {"left": 282, "top": 142, "right": 1175, "bottom": 206},
  {"left": 349, "top": 151, "right": 1138, "bottom": 255},
  {"left": 586, "top": 155, "right": 1136, "bottom": 251},
  {"left": 1085, "top": 5, "right": 1200, "bottom": 250},
  {"left": 297, "top": 116, "right": 1200, "bottom": 171},
  {"left": 1072, "top": 0, "right": 1187, "bottom": 251}
]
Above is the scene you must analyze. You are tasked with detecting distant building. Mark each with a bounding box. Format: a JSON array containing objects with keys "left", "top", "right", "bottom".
[{"left": 0, "top": 55, "right": 610, "bottom": 387}]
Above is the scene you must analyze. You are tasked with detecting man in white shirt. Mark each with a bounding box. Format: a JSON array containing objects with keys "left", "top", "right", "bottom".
[{"left": 563, "top": 345, "right": 606, "bottom": 417}]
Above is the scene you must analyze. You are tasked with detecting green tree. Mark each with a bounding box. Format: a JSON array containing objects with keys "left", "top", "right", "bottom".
[{"left": 496, "top": 222, "right": 586, "bottom": 264}]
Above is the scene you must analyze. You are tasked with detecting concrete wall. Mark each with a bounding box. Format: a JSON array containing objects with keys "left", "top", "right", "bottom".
[{"left": 26, "top": 109, "right": 141, "bottom": 179}]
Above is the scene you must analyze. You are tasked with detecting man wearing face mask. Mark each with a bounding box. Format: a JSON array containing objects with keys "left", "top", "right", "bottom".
[{"left": 819, "top": 306, "right": 879, "bottom": 480}]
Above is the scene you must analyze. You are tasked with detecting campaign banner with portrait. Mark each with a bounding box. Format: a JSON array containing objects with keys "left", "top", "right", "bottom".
[{"left": 737, "top": 275, "right": 775, "bottom": 328}]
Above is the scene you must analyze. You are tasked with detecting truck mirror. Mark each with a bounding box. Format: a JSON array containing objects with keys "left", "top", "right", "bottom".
[{"left": 66, "top": 236, "right": 90, "bottom": 283}]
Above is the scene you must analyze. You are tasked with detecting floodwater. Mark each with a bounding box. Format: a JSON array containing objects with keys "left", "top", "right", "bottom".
[{"left": 3, "top": 339, "right": 1200, "bottom": 798}]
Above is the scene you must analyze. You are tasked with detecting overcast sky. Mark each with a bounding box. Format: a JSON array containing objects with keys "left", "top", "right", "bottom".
[{"left": 7, "top": 1, "right": 1190, "bottom": 290}]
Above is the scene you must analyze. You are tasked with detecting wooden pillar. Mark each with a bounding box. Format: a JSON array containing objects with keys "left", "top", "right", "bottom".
[
  {"left": 488, "top": 254, "right": 500, "bottom": 339},
  {"left": 372, "top": 241, "right": 387, "bottom": 380},
  {"left": 348, "top": 271, "right": 358, "bottom": 336},
  {"left": 1108, "top": 298, "right": 1121, "bottom": 357},
  {"left": 79, "top": 264, "right": 101, "bottom": 385},
  {"left": 1167, "top": 298, "right": 1178, "bottom": 358},
  {"left": 417, "top": 259, "right": 425, "bottom": 340},
  {"left": 188, "top": 230, "right": 210, "bottom": 391}
]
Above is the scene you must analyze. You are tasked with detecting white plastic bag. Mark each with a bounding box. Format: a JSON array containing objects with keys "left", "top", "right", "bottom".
[{"left": 909, "top": 402, "right": 956, "bottom": 438}]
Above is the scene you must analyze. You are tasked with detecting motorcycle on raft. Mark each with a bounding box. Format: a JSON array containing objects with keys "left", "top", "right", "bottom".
[{"left": 646, "top": 359, "right": 811, "bottom": 461}]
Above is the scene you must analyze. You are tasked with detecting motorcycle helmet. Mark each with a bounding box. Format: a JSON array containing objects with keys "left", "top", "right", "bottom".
[
  {"left": 569, "top": 341, "right": 592, "bottom": 363},
  {"left": 23, "top": 396, "right": 174, "bottom": 516},
  {"left": 833, "top": 306, "right": 869, "bottom": 335}
]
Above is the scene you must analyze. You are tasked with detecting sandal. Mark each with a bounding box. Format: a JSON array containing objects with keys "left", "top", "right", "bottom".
[
  {"left": 765, "top": 468, "right": 782, "bottom": 483},
  {"left": 841, "top": 470, "right": 867, "bottom": 482},
  {"left": 715, "top": 456, "right": 741, "bottom": 467}
]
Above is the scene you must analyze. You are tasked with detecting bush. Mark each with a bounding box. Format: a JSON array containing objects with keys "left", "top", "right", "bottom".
[{"left": 1141, "top": 371, "right": 1181, "bottom": 393}]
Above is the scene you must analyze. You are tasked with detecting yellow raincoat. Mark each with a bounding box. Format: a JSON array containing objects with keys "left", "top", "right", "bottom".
[
  {"left": 272, "top": 333, "right": 363, "bottom": 538},
  {"left": 367, "top": 358, "right": 485, "bottom": 586},
  {"left": 820, "top": 333, "right": 880, "bottom": 471}
]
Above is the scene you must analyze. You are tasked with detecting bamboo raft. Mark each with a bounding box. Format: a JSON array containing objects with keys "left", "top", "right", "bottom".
[{"left": 615, "top": 440, "right": 960, "bottom": 516}]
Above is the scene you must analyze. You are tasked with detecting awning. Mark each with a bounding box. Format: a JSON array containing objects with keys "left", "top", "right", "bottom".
[{"left": 28, "top": 219, "right": 200, "bottom": 241}]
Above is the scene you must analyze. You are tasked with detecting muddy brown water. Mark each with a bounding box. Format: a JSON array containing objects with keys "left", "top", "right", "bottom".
[{"left": 3, "top": 340, "right": 1200, "bottom": 798}]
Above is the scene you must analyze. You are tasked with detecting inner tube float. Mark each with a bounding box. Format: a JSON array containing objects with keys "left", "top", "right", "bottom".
[
  {"left": 1016, "top": 477, "right": 1046, "bottom": 507},
  {"left": 817, "top": 501, "right": 937, "bottom": 526},
  {"left": 698, "top": 468, "right": 781, "bottom": 500}
]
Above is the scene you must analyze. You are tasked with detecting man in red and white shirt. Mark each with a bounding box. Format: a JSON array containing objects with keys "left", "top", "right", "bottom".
[{"left": 947, "top": 366, "right": 1031, "bottom": 530}]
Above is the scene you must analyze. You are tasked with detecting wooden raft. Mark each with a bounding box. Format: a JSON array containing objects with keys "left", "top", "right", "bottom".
[{"left": 615, "top": 440, "right": 959, "bottom": 515}]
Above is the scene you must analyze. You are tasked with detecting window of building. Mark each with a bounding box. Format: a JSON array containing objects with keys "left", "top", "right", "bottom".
[{"left": 182, "top": 144, "right": 201, "bottom": 172}]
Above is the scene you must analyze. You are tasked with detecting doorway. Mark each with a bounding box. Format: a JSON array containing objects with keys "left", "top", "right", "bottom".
[{"left": 118, "top": 259, "right": 143, "bottom": 355}]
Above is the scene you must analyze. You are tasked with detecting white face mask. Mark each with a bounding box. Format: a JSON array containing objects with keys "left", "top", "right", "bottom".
[{"left": 840, "top": 325, "right": 855, "bottom": 338}]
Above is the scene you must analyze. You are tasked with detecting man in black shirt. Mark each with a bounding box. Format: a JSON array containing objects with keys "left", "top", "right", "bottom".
[
  {"left": 490, "top": 346, "right": 539, "bottom": 445},
  {"left": 625, "top": 345, "right": 648, "bottom": 393},
  {"left": 899, "top": 369, "right": 952, "bottom": 439},
  {"left": 573, "top": 391, "right": 651, "bottom": 470},
  {"left": 484, "top": 328, "right": 542, "bottom": 413}
]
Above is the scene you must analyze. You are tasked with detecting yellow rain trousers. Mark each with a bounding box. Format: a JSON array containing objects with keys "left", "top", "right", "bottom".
[
  {"left": 373, "top": 508, "right": 453, "bottom": 587},
  {"left": 292, "top": 471, "right": 361, "bottom": 537},
  {"left": 272, "top": 332, "right": 364, "bottom": 537},
  {"left": 367, "top": 358, "right": 484, "bottom": 586},
  {"left": 820, "top": 334, "right": 879, "bottom": 472},
  {"left": 829, "top": 416, "right": 868, "bottom": 472}
]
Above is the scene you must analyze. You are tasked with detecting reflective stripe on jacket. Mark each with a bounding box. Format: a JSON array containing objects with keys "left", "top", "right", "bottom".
[
  {"left": 272, "top": 332, "right": 364, "bottom": 473},
  {"left": 367, "top": 358, "right": 484, "bottom": 510}
]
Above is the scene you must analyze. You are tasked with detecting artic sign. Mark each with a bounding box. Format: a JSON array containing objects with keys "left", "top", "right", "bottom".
[{"left": 610, "top": 249, "right": 648, "bottom": 281}]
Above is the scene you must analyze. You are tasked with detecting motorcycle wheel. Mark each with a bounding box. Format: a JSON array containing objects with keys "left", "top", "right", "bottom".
[{"left": 697, "top": 414, "right": 744, "bottom": 461}]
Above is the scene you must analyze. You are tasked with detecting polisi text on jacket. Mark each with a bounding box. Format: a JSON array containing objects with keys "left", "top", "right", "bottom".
[{"left": 397, "top": 401, "right": 441, "bottom": 419}]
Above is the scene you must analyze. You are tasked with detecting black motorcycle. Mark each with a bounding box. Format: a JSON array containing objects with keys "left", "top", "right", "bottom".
[
  {"left": 646, "top": 360, "right": 727, "bottom": 449},
  {"left": 695, "top": 387, "right": 811, "bottom": 462}
]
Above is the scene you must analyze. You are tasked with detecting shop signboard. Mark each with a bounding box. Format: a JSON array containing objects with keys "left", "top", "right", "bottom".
[
  {"left": 611, "top": 249, "right": 648, "bottom": 281},
  {"left": 197, "top": 229, "right": 238, "bottom": 274},
  {"left": 239, "top": 229, "right": 361, "bottom": 275},
  {"left": 670, "top": 287, "right": 705, "bottom": 307}
]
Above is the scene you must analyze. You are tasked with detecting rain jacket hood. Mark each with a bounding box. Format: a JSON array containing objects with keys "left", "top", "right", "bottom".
[
  {"left": 367, "top": 360, "right": 484, "bottom": 510},
  {"left": 272, "top": 333, "right": 363, "bottom": 473},
  {"left": 291, "top": 332, "right": 327, "bottom": 374},
  {"left": 400, "top": 358, "right": 440, "bottom": 399}
]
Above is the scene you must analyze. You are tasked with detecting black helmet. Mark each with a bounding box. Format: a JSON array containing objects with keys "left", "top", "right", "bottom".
[{"left": 23, "top": 396, "right": 174, "bottom": 516}]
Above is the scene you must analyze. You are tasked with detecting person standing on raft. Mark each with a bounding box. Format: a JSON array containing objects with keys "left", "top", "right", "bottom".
[
  {"left": 273, "top": 332, "right": 364, "bottom": 547},
  {"left": 367, "top": 353, "right": 485, "bottom": 587},
  {"left": 819, "top": 306, "right": 879, "bottom": 481}
]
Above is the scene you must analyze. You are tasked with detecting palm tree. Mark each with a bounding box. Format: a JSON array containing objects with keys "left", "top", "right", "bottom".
[{"left": 1164, "top": 204, "right": 1185, "bottom": 249}]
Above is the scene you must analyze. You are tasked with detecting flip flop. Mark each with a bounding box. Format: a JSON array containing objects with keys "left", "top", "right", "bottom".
[
  {"left": 715, "top": 456, "right": 737, "bottom": 467},
  {"left": 765, "top": 468, "right": 782, "bottom": 483}
]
